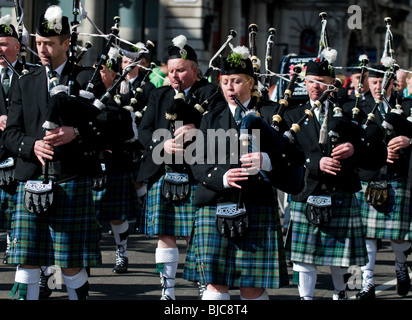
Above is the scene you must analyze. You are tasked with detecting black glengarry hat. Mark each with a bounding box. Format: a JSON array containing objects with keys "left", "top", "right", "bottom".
[
  {"left": 36, "top": 5, "right": 70, "bottom": 37},
  {"left": 167, "top": 35, "right": 197, "bottom": 63},
  {"left": 368, "top": 65, "right": 387, "bottom": 79},
  {"left": 0, "top": 15, "right": 18, "bottom": 39},
  {"left": 306, "top": 60, "right": 334, "bottom": 77},
  {"left": 221, "top": 46, "right": 254, "bottom": 77}
]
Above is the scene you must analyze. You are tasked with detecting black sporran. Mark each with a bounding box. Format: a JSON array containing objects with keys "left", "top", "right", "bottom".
[
  {"left": 91, "top": 162, "right": 107, "bottom": 191},
  {"left": 161, "top": 172, "right": 190, "bottom": 201},
  {"left": 215, "top": 202, "right": 249, "bottom": 238},
  {"left": 305, "top": 195, "right": 333, "bottom": 226},
  {"left": 364, "top": 180, "right": 388, "bottom": 206},
  {"left": 0, "top": 157, "right": 16, "bottom": 188},
  {"left": 23, "top": 180, "right": 54, "bottom": 216}
]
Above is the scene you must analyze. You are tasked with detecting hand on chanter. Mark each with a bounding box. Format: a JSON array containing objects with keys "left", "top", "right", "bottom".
[
  {"left": 226, "top": 167, "right": 249, "bottom": 189},
  {"left": 386, "top": 136, "right": 410, "bottom": 163},
  {"left": 174, "top": 123, "right": 197, "bottom": 143},
  {"left": 319, "top": 156, "right": 341, "bottom": 176},
  {"left": 330, "top": 142, "right": 354, "bottom": 160},
  {"left": 34, "top": 139, "right": 54, "bottom": 166},
  {"left": 43, "top": 126, "right": 76, "bottom": 147},
  {"left": 240, "top": 152, "right": 262, "bottom": 176}
]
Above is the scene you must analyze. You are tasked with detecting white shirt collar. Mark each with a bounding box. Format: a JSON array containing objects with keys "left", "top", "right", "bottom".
[
  {"left": 2, "top": 60, "right": 16, "bottom": 77},
  {"left": 310, "top": 99, "right": 328, "bottom": 121},
  {"left": 46, "top": 59, "right": 67, "bottom": 78},
  {"left": 174, "top": 86, "right": 191, "bottom": 96},
  {"left": 229, "top": 98, "right": 251, "bottom": 116}
]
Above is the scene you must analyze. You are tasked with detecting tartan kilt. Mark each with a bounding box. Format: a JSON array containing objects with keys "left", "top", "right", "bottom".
[
  {"left": 0, "top": 186, "right": 17, "bottom": 230},
  {"left": 183, "top": 204, "right": 289, "bottom": 289},
  {"left": 285, "top": 192, "right": 367, "bottom": 267},
  {"left": 357, "top": 179, "right": 412, "bottom": 240},
  {"left": 141, "top": 174, "right": 197, "bottom": 237},
  {"left": 93, "top": 171, "right": 139, "bottom": 221},
  {"left": 8, "top": 177, "right": 102, "bottom": 268}
]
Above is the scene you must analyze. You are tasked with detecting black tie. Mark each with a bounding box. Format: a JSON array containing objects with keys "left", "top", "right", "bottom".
[
  {"left": 378, "top": 103, "right": 386, "bottom": 118},
  {"left": 318, "top": 104, "right": 325, "bottom": 124},
  {"left": 2, "top": 68, "right": 9, "bottom": 95}
]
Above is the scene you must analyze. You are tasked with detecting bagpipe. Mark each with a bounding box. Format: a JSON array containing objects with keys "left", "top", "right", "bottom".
[
  {"left": 0, "top": 0, "right": 30, "bottom": 79},
  {"left": 75, "top": 40, "right": 93, "bottom": 65},
  {"left": 203, "top": 29, "right": 237, "bottom": 79},
  {"left": 283, "top": 78, "right": 342, "bottom": 144},
  {"left": 375, "top": 17, "right": 412, "bottom": 138},
  {"left": 14, "top": 0, "right": 29, "bottom": 75},
  {"left": 351, "top": 54, "right": 369, "bottom": 124},
  {"left": 23, "top": 3, "right": 154, "bottom": 214},
  {"left": 166, "top": 29, "right": 239, "bottom": 127},
  {"left": 165, "top": 77, "right": 222, "bottom": 129},
  {"left": 247, "top": 24, "right": 262, "bottom": 113},
  {"left": 89, "top": 40, "right": 154, "bottom": 148},
  {"left": 261, "top": 27, "right": 276, "bottom": 103},
  {"left": 123, "top": 61, "right": 156, "bottom": 126},
  {"left": 271, "top": 64, "right": 303, "bottom": 132},
  {"left": 363, "top": 17, "right": 410, "bottom": 142},
  {"left": 85, "top": 15, "right": 120, "bottom": 93},
  {"left": 0, "top": 1, "right": 31, "bottom": 189},
  {"left": 361, "top": 17, "right": 412, "bottom": 206},
  {"left": 234, "top": 26, "right": 307, "bottom": 195}
]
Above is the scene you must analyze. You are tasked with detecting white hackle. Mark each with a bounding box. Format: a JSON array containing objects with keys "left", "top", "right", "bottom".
[
  {"left": 172, "top": 35, "right": 187, "bottom": 49},
  {"left": 232, "top": 45, "right": 250, "bottom": 60},
  {"left": 44, "top": 5, "right": 63, "bottom": 33},
  {"left": 321, "top": 48, "right": 338, "bottom": 64},
  {"left": 0, "top": 14, "right": 12, "bottom": 27}
]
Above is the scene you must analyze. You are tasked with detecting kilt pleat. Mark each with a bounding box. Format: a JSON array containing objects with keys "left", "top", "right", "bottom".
[
  {"left": 357, "top": 179, "right": 412, "bottom": 240},
  {"left": 285, "top": 192, "right": 367, "bottom": 267},
  {"left": 141, "top": 174, "right": 197, "bottom": 237},
  {"left": 8, "top": 178, "right": 102, "bottom": 267},
  {"left": 183, "top": 204, "right": 289, "bottom": 289},
  {"left": 93, "top": 171, "right": 139, "bottom": 221}
]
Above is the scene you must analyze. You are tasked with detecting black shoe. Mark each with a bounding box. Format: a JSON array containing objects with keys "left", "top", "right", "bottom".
[
  {"left": 356, "top": 283, "right": 375, "bottom": 300},
  {"left": 333, "top": 290, "right": 348, "bottom": 300},
  {"left": 395, "top": 262, "right": 411, "bottom": 296},
  {"left": 112, "top": 253, "right": 128, "bottom": 273},
  {"left": 39, "top": 272, "right": 53, "bottom": 299}
]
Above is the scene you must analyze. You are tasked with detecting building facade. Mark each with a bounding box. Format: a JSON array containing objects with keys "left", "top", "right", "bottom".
[{"left": 1, "top": 0, "right": 412, "bottom": 75}]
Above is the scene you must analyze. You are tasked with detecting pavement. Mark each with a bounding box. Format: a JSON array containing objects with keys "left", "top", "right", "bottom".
[{"left": 1, "top": 219, "right": 412, "bottom": 304}]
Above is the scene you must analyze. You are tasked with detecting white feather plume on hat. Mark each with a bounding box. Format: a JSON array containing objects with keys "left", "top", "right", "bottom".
[
  {"left": 381, "top": 55, "right": 394, "bottom": 68},
  {"left": 232, "top": 45, "right": 250, "bottom": 60},
  {"left": 0, "top": 14, "right": 12, "bottom": 27},
  {"left": 44, "top": 5, "right": 63, "bottom": 34},
  {"left": 358, "top": 54, "right": 369, "bottom": 62},
  {"left": 108, "top": 47, "right": 120, "bottom": 60},
  {"left": 172, "top": 35, "right": 187, "bottom": 49},
  {"left": 321, "top": 48, "right": 337, "bottom": 64}
]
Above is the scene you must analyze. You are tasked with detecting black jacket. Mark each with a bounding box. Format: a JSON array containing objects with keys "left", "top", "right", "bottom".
[
  {"left": 137, "top": 79, "right": 225, "bottom": 184},
  {"left": 342, "top": 92, "right": 412, "bottom": 180},
  {"left": 283, "top": 100, "right": 362, "bottom": 202},
  {"left": 3, "top": 62, "right": 106, "bottom": 181}
]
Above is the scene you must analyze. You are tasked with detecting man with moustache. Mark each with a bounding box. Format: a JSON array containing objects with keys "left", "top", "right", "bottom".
[{"left": 283, "top": 60, "right": 368, "bottom": 300}]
